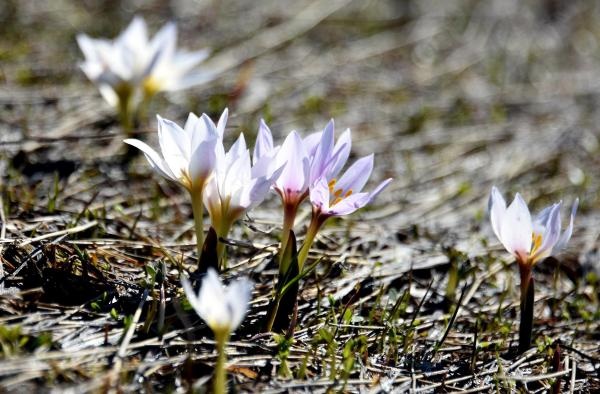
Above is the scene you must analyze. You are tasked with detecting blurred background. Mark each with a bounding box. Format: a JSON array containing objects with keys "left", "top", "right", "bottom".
[{"left": 2, "top": 0, "right": 599, "bottom": 226}]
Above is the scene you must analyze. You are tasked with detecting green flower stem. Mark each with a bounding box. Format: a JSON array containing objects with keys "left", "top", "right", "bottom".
[
  {"left": 116, "top": 84, "right": 134, "bottom": 134},
  {"left": 213, "top": 330, "right": 230, "bottom": 394},
  {"left": 265, "top": 297, "right": 281, "bottom": 333},
  {"left": 279, "top": 203, "right": 299, "bottom": 273},
  {"left": 297, "top": 214, "right": 326, "bottom": 271},
  {"left": 518, "top": 262, "right": 534, "bottom": 354},
  {"left": 215, "top": 220, "right": 234, "bottom": 270},
  {"left": 190, "top": 188, "right": 205, "bottom": 259}
]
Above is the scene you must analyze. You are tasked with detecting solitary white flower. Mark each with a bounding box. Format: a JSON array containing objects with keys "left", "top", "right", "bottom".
[
  {"left": 124, "top": 109, "right": 228, "bottom": 254},
  {"left": 181, "top": 268, "right": 253, "bottom": 334},
  {"left": 77, "top": 16, "right": 209, "bottom": 124},
  {"left": 181, "top": 268, "right": 252, "bottom": 394},
  {"left": 488, "top": 186, "right": 578, "bottom": 265}
]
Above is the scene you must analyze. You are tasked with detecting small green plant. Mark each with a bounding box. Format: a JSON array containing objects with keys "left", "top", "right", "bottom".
[{"left": 273, "top": 333, "right": 294, "bottom": 378}]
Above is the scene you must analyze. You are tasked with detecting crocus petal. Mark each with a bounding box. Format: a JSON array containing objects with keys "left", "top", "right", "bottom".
[
  {"left": 158, "top": 115, "right": 190, "bottom": 159},
  {"left": 217, "top": 108, "right": 229, "bottom": 139},
  {"left": 245, "top": 176, "right": 274, "bottom": 210},
  {"left": 157, "top": 116, "right": 191, "bottom": 179},
  {"left": 223, "top": 152, "right": 253, "bottom": 209},
  {"left": 188, "top": 139, "right": 219, "bottom": 189},
  {"left": 326, "top": 128, "right": 351, "bottom": 179},
  {"left": 181, "top": 276, "right": 202, "bottom": 315},
  {"left": 327, "top": 192, "right": 371, "bottom": 216},
  {"left": 534, "top": 204, "right": 555, "bottom": 227},
  {"left": 303, "top": 131, "right": 321, "bottom": 157},
  {"left": 226, "top": 278, "right": 253, "bottom": 331},
  {"left": 97, "top": 84, "right": 119, "bottom": 107},
  {"left": 119, "top": 16, "right": 148, "bottom": 48},
  {"left": 183, "top": 112, "right": 199, "bottom": 134},
  {"left": 76, "top": 34, "right": 100, "bottom": 64},
  {"left": 309, "top": 177, "right": 331, "bottom": 211},
  {"left": 117, "top": 17, "right": 149, "bottom": 79},
  {"left": 167, "top": 68, "right": 215, "bottom": 90},
  {"left": 124, "top": 138, "right": 177, "bottom": 181},
  {"left": 196, "top": 269, "right": 230, "bottom": 329},
  {"left": 144, "top": 21, "right": 176, "bottom": 80},
  {"left": 203, "top": 176, "right": 222, "bottom": 225},
  {"left": 324, "top": 178, "right": 391, "bottom": 217},
  {"left": 499, "top": 193, "right": 532, "bottom": 257},
  {"left": 334, "top": 154, "right": 374, "bottom": 195},
  {"left": 253, "top": 119, "right": 274, "bottom": 163},
  {"left": 275, "top": 131, "right": 310, "bottom": 195},
  {"left": 189, "top": 115, "right": 214, "bottom": 152},
  {"left": 367, "top": 178, "right": 393, "bottom": 202},
  {"left": 150, "top": 21, "right": 177, "bottom": 57},
  {"left": 554, "top": 198, "right": 578, "bottom": 252},
  {"left": 488, "top": 186, "right": 507, "bottom": 243},
  {"left": 222, "top": 146, "right": 254, "bottom": 207},
  {"left": 172, "top": 50, "right": 210, "bottom": 73},
  {"left": 309, "top": 120, "right": 335, "bottom": 183},
  {"left": 227, "top": 133, "right": 248, "bottom": 164},
  {"left": 531, "top": 203, "right": 563, "bottom": 262}
]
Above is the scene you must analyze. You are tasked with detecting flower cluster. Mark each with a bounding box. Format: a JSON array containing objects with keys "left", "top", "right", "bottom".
[
  {"left": 126, "top": 112, "right": 389, "bottom": 268},
  {"left": 126, "top": 110, "right": 391, "bottom": 390}
]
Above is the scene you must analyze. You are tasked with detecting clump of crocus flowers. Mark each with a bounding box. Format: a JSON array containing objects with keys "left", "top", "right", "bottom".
[
  {"left": 254, "top": 120, "right": 392, "bottom": 330},
  {"left": 488, "top": 186, "right": 577, "bottom": 353},
  {"left": 77, "top": 16, "right": 209, "bottom": 130},
  {"left": 126, "top": 113, "right": 391, "bottom": 324}
]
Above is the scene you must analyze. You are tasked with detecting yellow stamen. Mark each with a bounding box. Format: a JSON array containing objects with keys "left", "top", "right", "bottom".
[
  {"left": 328, "top": 179, "right": 337, "bottom": 192},
  {"left": 531, "top": 233, "right": 543, "bottom": 255},
  {"left": 332, "top": 197, "right": 343, "bottom": 205}
]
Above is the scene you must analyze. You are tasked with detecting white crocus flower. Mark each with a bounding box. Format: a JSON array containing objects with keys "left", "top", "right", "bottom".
[
  {"left": 488, "top": 186, "right": 578, "bottom": 266},
  {"left": 181, "top": 268, "right": 252, "bottom": 335},
  {"left": 181, "top": 268, "right": 252, "bottom": 394},
  {"left": 488, "top": 187, "right": 578, "bottom": 353},
  {"left": 203, "top": 132, "right": 280, "bottom": 265},
  {"left": 124, "top": 109, "right": 228, "bottom": 255},
  {"left": 77, "top": 16, "right": 209, "bottom": 127}
]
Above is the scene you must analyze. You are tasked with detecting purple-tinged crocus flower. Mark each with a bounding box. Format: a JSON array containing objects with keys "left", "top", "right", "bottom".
[
  {"left": 254, "top": 120, "right": 352, "bottom": 268},
  {"left": 261, "top": 120, "right": 390, "bottom": 332},
  {"left": 124, "top": 109, "right": 228, "bottom": 256},
  {"left": 488, "top": 186, "right": 577, "bottom": 353},
  {"left": 298, "top": 154, "right": 392, "bottom": 269}
]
